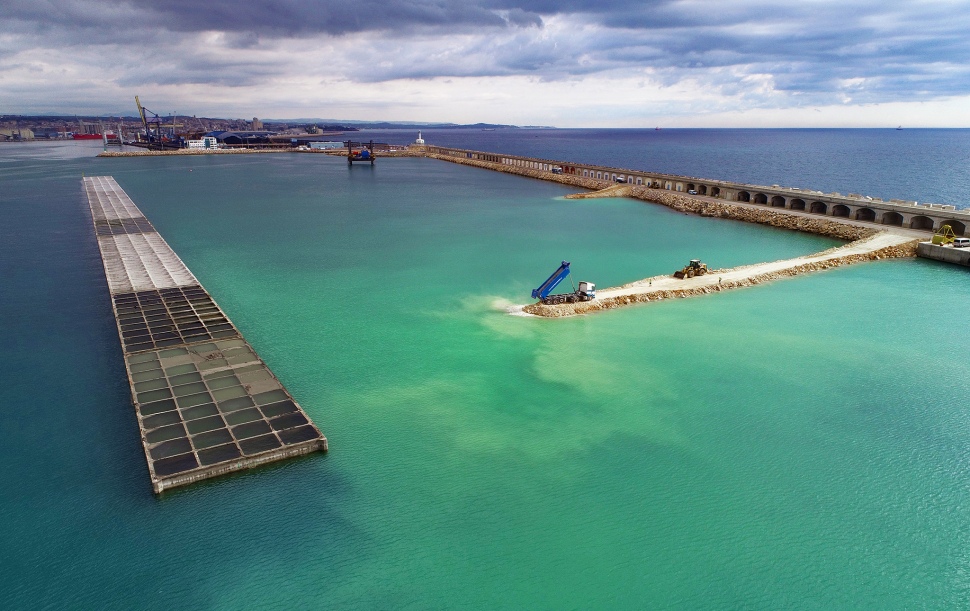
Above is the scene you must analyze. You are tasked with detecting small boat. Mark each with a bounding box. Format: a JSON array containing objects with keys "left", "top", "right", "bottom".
[{"left": 896, "top": 126, "right": 903, "bottom": 130}]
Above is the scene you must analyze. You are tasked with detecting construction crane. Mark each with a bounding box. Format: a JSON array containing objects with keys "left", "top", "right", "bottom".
[
  {"left": 135, "top": 96, "right": 161, "bottom": 147},
  {"left": 134, "top": 96, "right": 184, "bottom": 148}
]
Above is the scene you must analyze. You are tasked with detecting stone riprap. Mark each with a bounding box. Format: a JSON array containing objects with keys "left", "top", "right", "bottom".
[{"left": 519, "top": 233, "right": 918, "bottom": 318}]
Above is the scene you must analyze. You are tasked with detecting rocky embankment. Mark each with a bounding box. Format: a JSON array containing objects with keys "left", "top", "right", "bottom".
[
  {"left": 625, "top": 186, "right": 876, "bottom": 241},
  {"left": 427, "top": 153, "right": 878, "bottom": 242},
  {"left": 521, "top": 234, "right": 918, "bottom": 318}
]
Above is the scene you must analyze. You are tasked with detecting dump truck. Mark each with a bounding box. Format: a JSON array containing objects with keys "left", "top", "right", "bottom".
[
  {"left": 532, "top": 261, "right": 596, "bottom": 305},
  {"left": 673, "top": 259, "right": 709, "bottom": 279}
]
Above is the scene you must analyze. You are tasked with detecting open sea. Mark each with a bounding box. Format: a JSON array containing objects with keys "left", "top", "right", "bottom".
[{"left": 2, "top": 130, "right": 970, "bottom": 609}]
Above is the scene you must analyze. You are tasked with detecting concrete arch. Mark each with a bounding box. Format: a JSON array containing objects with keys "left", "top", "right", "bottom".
[
  {"left": 737, "top": 191, "right": 751, "bottom": 202},
  {"left": 941, "top": 221, "right": 967, "bottom": 236},
  {"left": 711, "top": 187, "right": 721, "bottom": 198},
  {"left": 910, "top": 215, "right": 934, "bottom": 230},
  {"left": 753, "top": 193, "right": 768, "bottom": 205},
  {"left": 789, "top": 198, "right": 806, "bottom": 211},
  {"left": 698, "top": 185, "right": 708, "bottom": 195},
  {"left": 855, "top": 208, "right": 876, "bottom": 222},
  {"left": 881, "top": 211, "right": 904, "bottom": 226},
  {"left": 810, "top": 201, "right": 827, "bottom": 214},
  {"left": 832, "top": 204, "right": 851, "bottom": 218},
  {"left": 770, "top": 195, "right": 786, "bottom": 208}
]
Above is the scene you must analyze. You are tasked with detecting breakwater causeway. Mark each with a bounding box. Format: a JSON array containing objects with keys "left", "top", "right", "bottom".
[
  {"left": 520, "top": 232, "right": 917, "bottom": 317},
  {"left": 84, "top": 176, "right": 327, "bottom": 493},
  {"left": 415, "top": 146, "right": 954, "bottom": 316},
  {"left": 422, "top": 145, "right": 969, "bottom": 235}
]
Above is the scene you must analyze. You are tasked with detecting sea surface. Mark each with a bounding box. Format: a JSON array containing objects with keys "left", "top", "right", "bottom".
[
  {"left": 2, "top": 133, "right": 970, "bottom": 609},
  {"left": 358, "top": 127, "right": 970, "bottom": 209}
]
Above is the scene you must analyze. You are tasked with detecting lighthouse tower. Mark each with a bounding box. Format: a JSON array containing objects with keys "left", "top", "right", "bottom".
[{"left": 415, "top": 131, "right": 425, "bottom": 145}]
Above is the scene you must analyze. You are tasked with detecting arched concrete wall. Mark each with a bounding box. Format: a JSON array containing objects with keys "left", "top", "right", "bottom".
[
  {"left": 770, "top": 195, "right": 786, "bottom": 208},
  {"left": 439, "top": 148, "right": 967, "bottom": 234},
  {"left": 911, "top": 215, "right": 934, "bottom": 230},
  {"left": 882, "top": 211, "right": 904, "bottom": 226},
  {"left": 941, "top": 220, "right": 967, "bottom": 236}
]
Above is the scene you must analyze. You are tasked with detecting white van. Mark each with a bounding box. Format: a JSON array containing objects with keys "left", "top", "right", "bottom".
[{"left": 953, "top": 238, "right": 970, "bottom": 248}]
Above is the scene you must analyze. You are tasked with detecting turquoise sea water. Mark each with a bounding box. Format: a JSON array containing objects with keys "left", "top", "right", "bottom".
[{"left": 3, "top": 140, "right": 970, "bottom": 608}]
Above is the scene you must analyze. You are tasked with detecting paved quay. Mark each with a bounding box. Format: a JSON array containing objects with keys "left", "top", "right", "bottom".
[{"left": 84, "top": 176, "right": 327, "bottom": 493}]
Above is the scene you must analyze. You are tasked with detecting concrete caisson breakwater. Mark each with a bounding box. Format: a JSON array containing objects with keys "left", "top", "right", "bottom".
[{"left": 84, "top": 176, "right": 327, "bottom": 493}]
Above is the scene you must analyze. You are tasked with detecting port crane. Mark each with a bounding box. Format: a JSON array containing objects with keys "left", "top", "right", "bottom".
[
  {"left": 531, "top": 261, "right": 596, "bottom": 305},
  {"left": 134, "top": 96, "right": 184, "bottom": 148}
]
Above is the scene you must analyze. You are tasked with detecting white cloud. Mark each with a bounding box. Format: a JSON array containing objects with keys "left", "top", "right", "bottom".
[{"left": 2, "top": 1, "right": 970, "bottom": 125}]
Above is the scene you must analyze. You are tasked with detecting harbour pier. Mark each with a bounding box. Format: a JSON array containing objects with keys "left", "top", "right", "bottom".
[
  {"left": 84, "top": 176, "right": 327, "bottom": 493},
  {"left": 423, "top": 145, "right": 970, "bottom": 236}
]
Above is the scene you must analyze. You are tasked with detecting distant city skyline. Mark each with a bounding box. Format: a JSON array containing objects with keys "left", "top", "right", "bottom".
[{"left": 3, "top": 0, "right": 969, "bottom": 127}]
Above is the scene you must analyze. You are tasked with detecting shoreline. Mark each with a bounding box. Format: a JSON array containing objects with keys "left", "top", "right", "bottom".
[{"left": 97, "top": 147, "right": 423, "bottom": 158}]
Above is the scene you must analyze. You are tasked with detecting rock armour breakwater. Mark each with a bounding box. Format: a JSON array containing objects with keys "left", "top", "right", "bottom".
[
  {"left": 521, "top": 234, "right": 918, "bottom": 318},
  {"left": 425, "top": 153, "right": 877, "bottom": 242}
]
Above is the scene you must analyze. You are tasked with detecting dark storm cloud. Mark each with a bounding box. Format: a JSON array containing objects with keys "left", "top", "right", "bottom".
[
  {"left": 2, "top": 0, "right": 969, "bottom": 106},
  {"left": 1, "top": 0, "right": 540, "bottom": 35}
]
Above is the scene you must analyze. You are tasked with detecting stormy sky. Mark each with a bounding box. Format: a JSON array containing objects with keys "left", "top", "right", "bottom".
[{"left": 2, "top": 0, "right": 969, "bottom": 126}]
